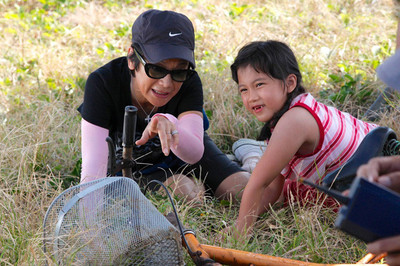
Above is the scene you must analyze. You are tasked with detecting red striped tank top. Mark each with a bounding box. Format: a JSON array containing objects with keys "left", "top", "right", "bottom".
[{"left": 277, "top": 93, "right": 378, "bottom": 182}]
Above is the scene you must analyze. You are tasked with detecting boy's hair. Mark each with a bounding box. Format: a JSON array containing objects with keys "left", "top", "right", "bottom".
[{"left": 230, "top": 40, "right": 306, "bottom": 140}]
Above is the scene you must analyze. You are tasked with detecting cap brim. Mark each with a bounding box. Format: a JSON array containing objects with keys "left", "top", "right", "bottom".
[
  {"left": 139, "top": 43, "right": 196, "bottom": 69},
  {"left": 376, "top": 49, "right": 400, "bottom": 91}
]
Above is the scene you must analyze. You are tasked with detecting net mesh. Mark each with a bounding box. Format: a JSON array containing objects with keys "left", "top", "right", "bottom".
[{"left": 43, "top": 177, "right": 184, "bottom": 265}]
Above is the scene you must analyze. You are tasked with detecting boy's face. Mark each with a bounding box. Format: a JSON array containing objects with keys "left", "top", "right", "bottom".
[
  {"left": 237, "top": 65, "right": 291, "bottom": 123},
  {"left": 129, "top": 51, "right": 189, "bottom": 107}
]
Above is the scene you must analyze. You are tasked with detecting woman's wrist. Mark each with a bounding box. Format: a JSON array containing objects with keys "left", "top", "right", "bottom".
[{"left": 152, "top": 113, "right": 178, "bottom": 124}]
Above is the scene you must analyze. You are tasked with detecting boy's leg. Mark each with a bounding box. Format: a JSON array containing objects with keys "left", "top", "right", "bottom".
[{"left": 232, "top": 138, "right": 266, "bottom": 173}]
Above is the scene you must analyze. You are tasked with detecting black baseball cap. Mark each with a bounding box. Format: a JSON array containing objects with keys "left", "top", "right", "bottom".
[{"left": 131, "top": 9, "right": 196, "bottom": 68}]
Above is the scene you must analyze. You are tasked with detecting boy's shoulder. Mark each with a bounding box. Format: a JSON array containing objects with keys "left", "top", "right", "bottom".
[{"left": 290, "top": 92, "right": 314, "bottom": 107}]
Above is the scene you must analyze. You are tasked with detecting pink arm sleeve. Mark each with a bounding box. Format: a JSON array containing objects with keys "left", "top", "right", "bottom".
[
  {"left": 81, "top": 119, "right": 109, "bottom": 184},
  {"left": 153, "top": 113, "right": 204, "bottom": 164}
]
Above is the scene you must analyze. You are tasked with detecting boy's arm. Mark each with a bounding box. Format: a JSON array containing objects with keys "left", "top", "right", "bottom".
[
  {"left": 235, "top": 173, "right": 284, "bottom": 235},
  {"left": 235, "top": 107, "right": 320, "bottom": 235}
]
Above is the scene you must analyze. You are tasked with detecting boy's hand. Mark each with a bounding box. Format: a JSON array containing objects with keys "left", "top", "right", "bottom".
[{"left": 215, "top": 223, "right": 251, "bottom": 244}]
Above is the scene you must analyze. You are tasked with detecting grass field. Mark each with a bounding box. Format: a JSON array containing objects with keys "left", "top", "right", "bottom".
[{"left": 0, "top": 0, "right": 399, "bottom": 264}]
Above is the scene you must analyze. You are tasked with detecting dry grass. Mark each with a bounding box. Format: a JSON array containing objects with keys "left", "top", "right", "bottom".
[{"left": 0, "top": 0, "right": 399, "bottom": 264}]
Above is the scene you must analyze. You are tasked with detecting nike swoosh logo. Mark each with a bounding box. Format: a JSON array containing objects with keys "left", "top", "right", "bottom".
[{"left": 169, "top": 32, "right": 182, "bottom": 37}]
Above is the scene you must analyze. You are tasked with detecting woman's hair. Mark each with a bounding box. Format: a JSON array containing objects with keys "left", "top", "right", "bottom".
[
  {"left": 127, "top": 43, "right": 144, "bottom": 77},
  {"left": 230, "top": 40, "right": 306, "bottom": 140}
]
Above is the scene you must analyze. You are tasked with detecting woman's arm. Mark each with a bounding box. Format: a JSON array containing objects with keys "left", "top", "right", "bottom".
[
  {"left": 235, "top": 107, "right": 320, "bottom": 234},
  {"left": 136, "top": 110, "right": 204, "bottom": 164},
  {"left": 81, "top": 119, "right": 109, "bottom": 183}
]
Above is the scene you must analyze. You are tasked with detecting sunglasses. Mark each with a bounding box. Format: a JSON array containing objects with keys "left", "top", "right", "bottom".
[{"left": 134, "top": 50, "right": 195, "bottom": 82}]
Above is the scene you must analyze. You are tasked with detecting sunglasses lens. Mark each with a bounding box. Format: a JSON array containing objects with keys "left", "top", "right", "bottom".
[
  {"left": 145, "top": 64, "right": 194, "bottom": 82},
  {"left": 146, "top": 65, "right": 168, "bottom": 79},
  {"left": 171, "top": 70, "right": 190, "bottom": 82}
]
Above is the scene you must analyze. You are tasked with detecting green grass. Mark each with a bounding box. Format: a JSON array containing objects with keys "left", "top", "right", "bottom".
[{"left": 0, "top": 0, "right": 398, "bottom": 264}]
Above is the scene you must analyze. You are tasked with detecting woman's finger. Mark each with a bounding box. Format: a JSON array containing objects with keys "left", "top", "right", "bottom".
[
  {"left": 154, "top": 116, "right": 175, "bottom": 156},
  {"left": 171, "top": 129, "right": 179, "bottom": 149},
  {"left": 135, "top": 117, "right": 160, "bottom": 146},
  {"left": 158, "top": 128, "right": 172, "bottom": 156},
  {"left": 135, "top": 127, "right": 152, "bottom": 146}
]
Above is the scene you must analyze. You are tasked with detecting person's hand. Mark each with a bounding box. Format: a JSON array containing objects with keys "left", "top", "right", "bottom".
[
  {"left": 357, "top": 156, "right": 400, "bottom": 265},
  {"left": 214, "top": 226, "right": 230, "bottom": 243},
  {"left": 368, "top": 235, "right": 400, "bottom": 266},
  {"left": 214, "top": 225, "right": 249, "bottom": 244},
  {"left": 356, "top": 156, "right": 400, "bottom": 193},
  {"left": 135, "top": 116, "right": 179, "bottom": 156}
]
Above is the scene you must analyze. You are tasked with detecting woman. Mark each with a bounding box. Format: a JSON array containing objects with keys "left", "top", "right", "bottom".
[{"left": 78, "top": 9, "right": 249, "bottom": 202}]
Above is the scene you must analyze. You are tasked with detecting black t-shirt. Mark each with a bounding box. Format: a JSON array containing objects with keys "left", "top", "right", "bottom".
[
  {"left": 78, "top": 56, "right": 203, "bottom": 137},
  {"left": 78, "top": 57, "right": 204, "bottom": 173}
]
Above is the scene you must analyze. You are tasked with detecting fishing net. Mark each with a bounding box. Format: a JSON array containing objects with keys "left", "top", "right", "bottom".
[{"left": 43, "top": 177, "right": 184, "bottom": 265}]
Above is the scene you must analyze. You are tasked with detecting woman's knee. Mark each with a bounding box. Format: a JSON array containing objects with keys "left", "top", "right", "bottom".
[{"left": 162, "top": 174, "right": 205, "bottom": 202}]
